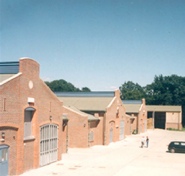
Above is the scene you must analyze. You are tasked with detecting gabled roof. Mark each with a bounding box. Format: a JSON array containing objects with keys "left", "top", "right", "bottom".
[
  {"left": 0, "top": 74, "right": 16, "bottom": 83},
  {"left": 0, "top": 73, "right": 22, "bottom": 86},
  {"left": 56, "top": 92, "right": 115, "bottom": 111},
  {"left": 122, "top": 100, "right": 142, "bottom": 113},
  {"left": 146, "top": 105, "right": 181, "bottom": 112},
  {"left": 64, "top": 105, "right": 100, "bottom": 121},
  {"left": 123, "top": 104, "right": 142, "bottom": 113}
]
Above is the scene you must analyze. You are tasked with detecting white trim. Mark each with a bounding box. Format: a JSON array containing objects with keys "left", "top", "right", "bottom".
[
  {"left": 0, "top": 73, "right": 22, "bottom": 86},
  {"left": 63, "top": 106, "right": 87, "bottom": 117},
  {"left": 139, "top": 104, "right": 143, "bottom": 112},
  {"left": 107, "top": 97, "right": 116, "bottom": 109}
]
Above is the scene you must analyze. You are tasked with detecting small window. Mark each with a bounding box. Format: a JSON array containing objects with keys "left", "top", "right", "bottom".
[
  {"left": 181, "top": 143, "right": 185, "bottom": 146},
  {"left": 88, "top": 131, "right": 94, "bottom": 142},
  {"left": 174, "top": 142, "right": 179, "bottom": 145},
  {"left": 24, "top": 107, "right": 35, "bottom": 139},
  {"left": 2, "top": 148, "right": 8, "bottom": 162}
]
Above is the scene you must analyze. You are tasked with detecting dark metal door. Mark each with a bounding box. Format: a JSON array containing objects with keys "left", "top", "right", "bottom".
[{"left": 0, "top": 145, "right": 9, "bottom": 176}]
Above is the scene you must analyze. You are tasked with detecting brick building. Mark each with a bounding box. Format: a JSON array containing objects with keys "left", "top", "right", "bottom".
[
  {"left": 123, "top": 99, "right": 147, "bottom": 134},
  {"left": 0, "top": 58, "right": 63, "bottom": 176},
  {"left": 62, "top": 106, "right": 101, "bottom": 150},
  {"left": 56, "top": 90, "right": 130, "bottom": 146},
  {"left": 146, "top": 105, "right": 182, "bottom": 130}
]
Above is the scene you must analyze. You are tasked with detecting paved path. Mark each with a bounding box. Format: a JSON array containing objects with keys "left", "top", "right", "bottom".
[{"left": 21, "top": 129, "right": 185, "bottom": 176}]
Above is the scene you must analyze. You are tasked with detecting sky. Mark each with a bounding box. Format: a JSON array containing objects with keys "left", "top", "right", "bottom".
[{"left": 1, "top": 0, "right": 185, "bottom": 91}]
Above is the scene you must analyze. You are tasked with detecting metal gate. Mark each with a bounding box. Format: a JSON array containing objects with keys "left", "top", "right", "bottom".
[
  {"left": 119, "top": 120, "right": 124, "bottom": 140},
  {"left": 40, "top": 124, "right": 58, "bottom": 166},
  {"left": 0, "top": 145, "right": 9, "bottom": 176}
]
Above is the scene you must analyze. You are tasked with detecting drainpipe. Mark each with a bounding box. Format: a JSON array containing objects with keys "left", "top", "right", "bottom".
[
  {"left": 103, "top": 113, "right": 106, "bottom": 145},
  {"left": 66, "top": 122, "right": 68, "bottom": 153},
  {"left": 152, "top": 111, "right": 155, "bottom": 129}
]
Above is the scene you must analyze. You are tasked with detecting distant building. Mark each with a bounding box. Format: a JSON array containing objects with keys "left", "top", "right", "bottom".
[
  {"left": 56, "top": 90, "right": 130, "bottom": 146},
  {"left": 146, "top": 105, "right": 182, "bottom": 130},
  {"left": 122, "top": 99, "right": 147, "bottom": 134}
]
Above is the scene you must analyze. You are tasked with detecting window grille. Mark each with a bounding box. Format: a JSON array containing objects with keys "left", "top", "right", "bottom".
[{"left": 40, "top": 124, "right": 58, "bottom": 166}]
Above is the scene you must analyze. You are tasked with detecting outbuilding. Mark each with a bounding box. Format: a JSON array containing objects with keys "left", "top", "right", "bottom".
[
  {"left": 122, "top": 99, "right": 147, "bottom": 134},
  {"left": 56, "top": 90, "right": 130, "bottom": 146},
  {"left": 146, "top": 105, "right": 182, "bottom": 130}
]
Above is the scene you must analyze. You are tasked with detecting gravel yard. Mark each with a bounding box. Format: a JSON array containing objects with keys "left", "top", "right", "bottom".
[{"left": 21, "top": 129, "right": 185, "bottom": 176}]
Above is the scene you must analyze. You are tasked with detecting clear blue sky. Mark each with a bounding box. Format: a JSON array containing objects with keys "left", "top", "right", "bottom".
[{"left": 1, "top": 0, "right": 185, "bottom": 91}]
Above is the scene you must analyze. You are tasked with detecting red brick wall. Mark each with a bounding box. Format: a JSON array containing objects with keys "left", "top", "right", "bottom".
[
  {"left": 61, "top": 120, "right": 68, "bottom": 153},
  {"left": 130, "top": 114, "right": 138, "bottom": 134},
  {"left": 104, "top": 90, "right": 128, "bottom": 145},
  {"left": 138, "top": 99, "right": 147, "bottom": 133},
  {"left": 63, "top": 107, "right": 88, "bottom": 148},
  {"left": 0, "top": 58, "right": 63, "bottom": 175},
  {"left": 0, "top": 127, "right": 18, "bottom": 175},
  {"left": 88, "top": 116, "right": 103, "bottom": 147}
]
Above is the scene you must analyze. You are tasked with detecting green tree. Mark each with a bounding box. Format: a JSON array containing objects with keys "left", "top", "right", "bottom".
[
  {"left": 119, "top": 81, "right": 146, "bottom": 100},
  {"left": 45, "top": 79, "right": 91, "bottom": 92},
  {"left": 45, "top": 79, "right": 80, "bottom": 92},
  {"left": 81, "top": 87, "right": 91, "bottom": 92},
  {"left": 145, "top": 74, "right": 185, "bottom": 105}
]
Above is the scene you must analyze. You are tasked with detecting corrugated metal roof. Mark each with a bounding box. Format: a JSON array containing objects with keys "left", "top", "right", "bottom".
[
  {"left": 146, "top": 105, "right": 181, "bottom": 112},
  {"left": 58, "top": 97, "right": 113, "bottom": 111},
  {"left": 122, "top": 100, "right": 142, "bottom": 104},
  {"left": 0, "top": 61, "right": 19, "bottom": 74},
  {"left": 55, "top": 91, "right": 115, "bottom": 97}
]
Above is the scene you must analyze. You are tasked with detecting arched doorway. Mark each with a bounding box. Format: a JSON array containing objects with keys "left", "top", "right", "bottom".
[{"left": 40, "top": 124, "right": 58, "bottom": 166}]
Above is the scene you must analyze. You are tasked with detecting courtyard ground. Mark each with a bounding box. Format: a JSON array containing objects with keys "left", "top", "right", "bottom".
[{"left": 21, "top": 129, "right": 185, "bottom": 176}]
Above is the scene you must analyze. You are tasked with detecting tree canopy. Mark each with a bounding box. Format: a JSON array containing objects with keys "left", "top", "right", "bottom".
[
  {"left": 45, "top": 75, "right": 185, "bottom": 106},
  {"left": 45, "top": 75, "right": 185, "bottom": 126},
  {"left": 145, "top": 74, "right": 185, "bottom": 106},
  {"left": 119, "top": 81, "right": 145, "bottom": 100},
  {"left": 45, "top": 79, "right": 91, "bottom": 92},
  {"left": 119, "top": 75, "right": 185, "bottom": 106}
]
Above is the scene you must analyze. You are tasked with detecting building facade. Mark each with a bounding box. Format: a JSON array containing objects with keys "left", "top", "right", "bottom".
[
  {"left": 123, "top": 99, "right": 147, "bottom": 134},
  {"left": 0, "top": 58, "right": 63, "bottom": 176},
  {"left": 146, "top": 105, "right": 182, "bottom": 130},
  {"left": 56, "top": 90, "right": 130, "bottom": 146}
]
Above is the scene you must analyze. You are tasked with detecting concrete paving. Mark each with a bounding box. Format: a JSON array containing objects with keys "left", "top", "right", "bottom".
[{"left": 21, "top": 129, "right": 185, "bottom": 176}]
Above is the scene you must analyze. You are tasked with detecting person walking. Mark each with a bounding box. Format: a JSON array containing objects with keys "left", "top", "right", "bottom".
[
  {"left": 141, "top": 136, "right": 145, "bottom": 148},
  {"left": 146, "top": 136, "right": 149, "bottom": 148}
]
